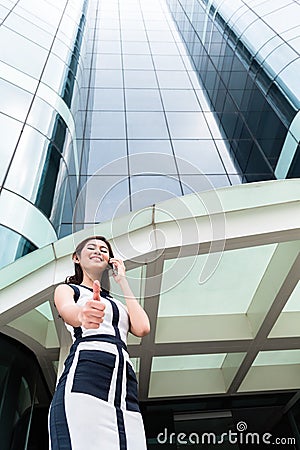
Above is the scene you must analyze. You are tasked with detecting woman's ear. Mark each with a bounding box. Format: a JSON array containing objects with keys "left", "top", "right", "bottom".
[{"left": 72, "top": 254, "right": 80, "bottom": 264}]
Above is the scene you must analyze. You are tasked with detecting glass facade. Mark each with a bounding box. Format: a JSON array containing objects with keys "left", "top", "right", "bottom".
[
  {"left": 2, "top": 0, "right": 299, "bottom": 264},
  {"left": 69, "top": 0, "right": 241, "bottom": 232},
  {"left": 0, "top": 0, "right": 92, "bottom": 268},
  {"left": 1, "top": 0, "right": 300, "bottom": 448},
  {"left": 166, "top": 0, "right": 300, "bottom": 182}
]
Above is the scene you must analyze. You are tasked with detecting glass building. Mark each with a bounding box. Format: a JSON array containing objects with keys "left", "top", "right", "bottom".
[{"left": 0, "top": 0, "right": 300, "bottom": 448}]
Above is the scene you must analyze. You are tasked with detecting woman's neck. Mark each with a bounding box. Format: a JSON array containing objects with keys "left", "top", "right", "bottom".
[{"left": 81, "top": 271, "right": 102, "bottom": 289}]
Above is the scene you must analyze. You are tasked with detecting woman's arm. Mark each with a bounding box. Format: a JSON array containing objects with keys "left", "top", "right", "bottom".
[
  {"left": 54, "top": 283, "right": 105, "bottom": 329},
  {"left": 110, "top": 259, "right": 150, "bottom": 337}
]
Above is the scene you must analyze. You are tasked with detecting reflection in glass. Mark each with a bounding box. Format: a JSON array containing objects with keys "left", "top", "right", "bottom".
[
  {"left": 128, "top": 139, "right": 173, "bottom": 155},
  {"left": 131, "top": 174, "right": 182, "bottom": 210},
  {"left": 87, "top": 140, "right": 128, "bottom": 173},
  {"left": 4, "top": 127, "right": 49, "bottom": 200},
  {"left": 4, "top": 11, "right": 53, "bottom": 49},
  {"left": 90, "top": 88, "right": 124, "bottom": 110},
  {"left": 173, "top": 140, "right": 226, "bottom": 173},
  {"left": 150, "top": 41, "right": 179, "bottom": 55},
  {"left": 157, "top": 70, "right": 192, "bottom": 89},
  {"left": 124, "top": 70, "right": 157, "bottom": 88},
  {"left": 26, "top": 97, "right": 60, "bottom": 139},
  {"left": 181, "top": 174, "right": 230, "bottom": 193},
  {"left": 0, "top": 225, "right": 36, "bottom": 270},
  {"left": 92, "top": 69, "right": 123, "bottom": 88},
  {"left": 94, "top": 53, "right": 122, "bottom": 69},
  {"left": 153, "top": 54, "right": 186, "bottom": 70},
  {"left": 97, "top": 40, "right": 122, "bottom": 54},
  {"left": 161, "top": 89, "right": 201, "bottom": 111},
  {"left": 90, "top": 111, "right": 126, "bottom": 138},
  {"left": 123, "top": 54, "right": 154, "bottom": 70},
  {"left": 129, "top": 152, "right": 178, "bottom": 175},
  {"left": 0, "top": 78, "right": 33, "bottom": 122},
  {"left": 121, "top": 29, "right": 147, "bottom": 41},
  {"left": 127, "top": 112, "right": 169, "bottom": 139},
  {"left": 84, "top": 176, "right": 130, "bottom": 222},
  {"left": 0, "top": 113, "right": 23, "bottom": 185},
  {"left": 167, "top": 112, "right": 212, "bottom": 139},
  {"left": 42, "top": 53, "right": 70, "bottom": 93},
  {"left": 0, "top": 25, "right": 47, "bottom": 78},
  {"left": 125, "top": 89, "right": 162, "bottom": 111}
]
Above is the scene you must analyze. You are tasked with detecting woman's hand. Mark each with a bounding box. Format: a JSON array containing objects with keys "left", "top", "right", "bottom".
[
  {"left": 78, "top": 280, "right": 106, "bottom": 329},
  {"left": 109, "top": 258, "right": 126, "bottom": 284},
  {"left": 108, "top": 263, "right": 151, "bottom": 337}
]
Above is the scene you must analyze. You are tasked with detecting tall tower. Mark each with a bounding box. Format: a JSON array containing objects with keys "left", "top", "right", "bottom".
[{"left": 0, "top": 0, "right": 299, "bottom": 447}]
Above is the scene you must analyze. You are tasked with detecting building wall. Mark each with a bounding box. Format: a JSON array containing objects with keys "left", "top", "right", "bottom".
[
  {"left": 166, "top": 0, "right": 300, "bottom": 182},
  {"left": 0, "top": 1, "right": 299, "bottom": 264},
  {"left": 0, "top": 0, "right": 93, "bottom": 268},
  {"left": 70, "top": 0, "right": 241, "bottom": 232}
]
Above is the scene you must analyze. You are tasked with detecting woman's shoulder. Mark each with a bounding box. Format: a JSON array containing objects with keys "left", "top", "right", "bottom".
[
  {"left": 55, "top": 283, "right": 75, "bottom": 294},
  {"left": 55, "top": 283, "right": 82, "bottom": 301}
]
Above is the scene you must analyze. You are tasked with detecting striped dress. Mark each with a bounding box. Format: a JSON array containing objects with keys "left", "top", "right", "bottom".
[{"left": 49, "top": 284, "right": 147, "bottom": 450}]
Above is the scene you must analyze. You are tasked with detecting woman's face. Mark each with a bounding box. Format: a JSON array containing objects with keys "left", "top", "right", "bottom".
[{"left": 75, "top": 239, "right": 110, "bottom": 274}]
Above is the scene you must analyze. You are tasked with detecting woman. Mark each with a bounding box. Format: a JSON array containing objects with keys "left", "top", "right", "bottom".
[{"left": 49, "top": 236, "right": 150, "bottom": 449}]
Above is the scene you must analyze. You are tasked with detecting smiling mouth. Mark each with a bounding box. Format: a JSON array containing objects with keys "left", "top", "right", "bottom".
[{"left": 90, "top": 256, "right": 104, "bottom": 262}]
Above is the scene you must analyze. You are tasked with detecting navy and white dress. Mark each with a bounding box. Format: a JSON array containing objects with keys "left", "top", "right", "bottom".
[{"left": 49, "top": 284, "right": 147, "bottom": 450}]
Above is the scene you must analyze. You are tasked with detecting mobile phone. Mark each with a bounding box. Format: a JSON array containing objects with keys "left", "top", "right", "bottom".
[{"left": 109, "top": 261, "right": 118, "bottom": 276}]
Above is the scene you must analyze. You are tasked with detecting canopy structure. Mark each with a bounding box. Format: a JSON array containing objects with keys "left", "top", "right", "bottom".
[{"left": 0, "top": 179, "right": 300, "bottom": 404}]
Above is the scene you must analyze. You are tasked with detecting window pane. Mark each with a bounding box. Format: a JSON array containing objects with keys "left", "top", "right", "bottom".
[
  {"left": 128, "top": 140, "right": 173, "bottom": 155},
  {"left": 181, "top": 174, "right": 230, "bottom": 194},
  {"left": 92, "top": 69, "right": 123, "bottom": 88},
  {"left": 153, "top": 55, "right": 186, "bottom": 70},
  {"left": 26, "top": 97, "right": 59, "bottom": 138},
  {"left": 4, "top": 126, "right": 51, "bottom": 200},
  {"left": 150, "top": 42, "right": 179, "bottom": 55},
  {"left": 0, "top": 78, "right": 33, "bottom": 122},
  {"left": 126, "top": 112, "right": 169, "bottom": 139},
  {"left": 125, "top": 89, "right": 162, "bottom": 111},
  {"left": 90, "top": 112, "right": 126, "bottom": 138},
  {"left": 94, "top": 54, "right": 122, "bottom": 69},
  {"left": 4, "top": 11, "right": 53, "bottom": 49},
  {"left": 166, "top": 112, "right": 212, "bottom": 139},
  {"left": 173, "top": 140, "right": 226, "bottom": 174},
  {"left": 84, "top": 176, "right": 130, "bottom": 222},
  {"left": 122, "top": 41, "right": 150, "bottom": 54},
  {"left": 97, "top": 40, "right": 121, "bottom": 54},
  {"left": 0, "top": 225, "right": 36, "bottom": 270},
  {"left": 123, "top": 54, "right": 154, "bottom": 69},
  {"left": 157, "top": 70, "right": 192, "bottom": 89},
  {"left": 121, "top": 29, "right": 148, "bottom": 41},
  {"left": 161, "top": 89, "right": 201, "bottom": 111},
  {"left": 90, "top": 88, "right": 124, "bottom": 110},
  {"left": 87, "top": 140, "right": 128, "bottom": 173},
  {"left": 124, "top": 70, "right": 158, "bottom": 88},
  {"left": 129, "top": 140, "right": 177, "bottom": 175},
  {"left": 0, "top": 113, "right": 23, "bottom": 185},
  {"left": 131, "top": 175, "right": 182, "bottom": 210},
  {"left": 0, "top": 25, "right": 47, "bottom": 78}
]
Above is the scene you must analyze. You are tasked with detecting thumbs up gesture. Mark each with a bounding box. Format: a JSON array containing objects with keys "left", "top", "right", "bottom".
[
  {"left": 78, "top": 280, "right": 106, "bottom": 329},
  {"left": 93, "top": 280, "right": 101, "bottom": 301}
]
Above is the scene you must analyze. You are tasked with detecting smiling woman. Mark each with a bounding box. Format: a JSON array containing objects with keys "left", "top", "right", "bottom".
[{"left": 48, "top": 236, "right": 150, "bottom": 450}]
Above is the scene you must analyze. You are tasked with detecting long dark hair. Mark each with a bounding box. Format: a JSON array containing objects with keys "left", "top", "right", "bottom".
[{"left": 65, "top": 236, "right": 114, "bottom": 292}]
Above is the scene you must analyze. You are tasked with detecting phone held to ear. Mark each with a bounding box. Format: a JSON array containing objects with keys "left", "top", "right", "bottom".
[{"left": 109, "top": 261, "right": 118, "bottom": 276}]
